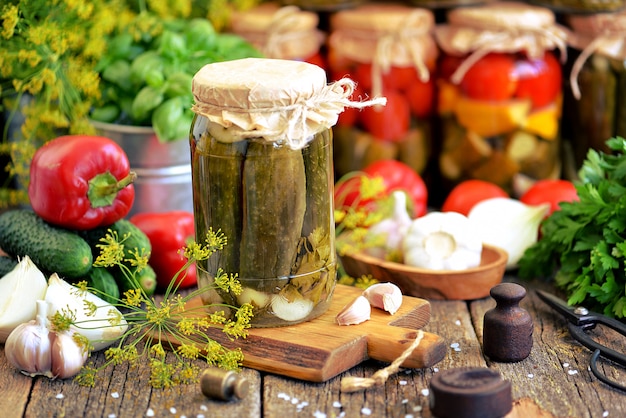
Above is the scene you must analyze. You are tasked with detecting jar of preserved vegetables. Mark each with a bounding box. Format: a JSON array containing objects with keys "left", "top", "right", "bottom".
[
  {"left": 190, "top": 58, "right": 383, "bottom": 327},
  {"left": 327, "top": 3, "right": 439, "bottom": 181},
  {"left": 564, "top": 10, "right": 626, "bottom": 169},
  {"left": 229, "top": 3, "right": 326, "bottom": 69},
  {"left": 434, "top": 1, "right": 568, "bottom": 196},
  {"left": 528, "top": 0, "right": 626, "bottom": 13}
]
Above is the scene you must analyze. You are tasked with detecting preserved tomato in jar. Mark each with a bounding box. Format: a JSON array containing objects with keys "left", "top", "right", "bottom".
[
  {"left": 327, "top": 4, "right": 439, "bottom": 181},
  {"left": 229, "top": 3, "right": 326, "bottom": 69},
  {"left": 190, "top": 58, "right": 383, "bottom": 327},
  {"left": 434, "top": 1, "right": 568, "bottom": 196},
  {"left": 563, "top": 10, "right": 626, "bottom": 169}
]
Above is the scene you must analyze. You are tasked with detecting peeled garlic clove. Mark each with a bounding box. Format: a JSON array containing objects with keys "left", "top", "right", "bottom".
[
  {"left": 50, "top": 330, "right": 88, "bottom": 379},
  {"left": 270, "top": 294, "right": 314, "bottom": 323},
  {"left": 4, "top": 300, "right": 54, "bottom": 378},
  {"left": 363, "top": 283, "right": 403, "bottom": 315},
  {"left": 336, "top": 295, "right": 371, "bottom": 326}
]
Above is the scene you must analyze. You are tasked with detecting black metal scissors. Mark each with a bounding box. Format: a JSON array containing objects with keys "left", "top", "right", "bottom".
[{"left": 536, "top": 290, "right": 626, "bottom": 392}]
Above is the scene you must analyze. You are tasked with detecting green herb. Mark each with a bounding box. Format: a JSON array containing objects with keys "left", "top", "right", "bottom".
[
  {"left": 518, "top": 136, "right": 626, "bottom": 318},
  {"left": 50, "top": 227, "right": 252, "bottom": 389}
]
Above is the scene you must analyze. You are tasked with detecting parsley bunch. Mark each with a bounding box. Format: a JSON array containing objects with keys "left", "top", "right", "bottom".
[{"left": 519, "top": 137, "right": 626, "bottom": 318}]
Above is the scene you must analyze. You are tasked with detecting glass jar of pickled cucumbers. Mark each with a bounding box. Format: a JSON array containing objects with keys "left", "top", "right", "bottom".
[
  {"left": 190, "top": 58, "right": 379, "bottom": 327},
  {"left": 563, "top": 10, "right": 626, "bottom": 169},
  {"left": 327, "top": 3, "right": 438, "bottom": 182},
  {"left": 229, "top": 3, "right": 326, "bottom": 69},
  {"left": 434, "top": 1, "right": 568, "bottom": 196}
]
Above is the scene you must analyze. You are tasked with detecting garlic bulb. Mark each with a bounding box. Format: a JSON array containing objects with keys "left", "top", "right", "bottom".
[
  {"left": 45, "top": 274, "right": 127, "bottom": 351},
  {"left": 5, "top": 300, "right": 87, "bottom": 379},
  {"left": 0, "top": 256, "right": 48, "bottom": 342},
  {"left": 362, "top": 283, "right": 403, "bottom": 315},
  {"left": 336, "top": 295, "right": 371, "bottom": 326},
  {"left": 403, "top": 211, "right": 483, "bottom": 270},
  {"left": 364, "top": 191, "right": 413, "bottom": 261},
  {"left": 467, "top": 197, "right": 549, "bottom": 268}
]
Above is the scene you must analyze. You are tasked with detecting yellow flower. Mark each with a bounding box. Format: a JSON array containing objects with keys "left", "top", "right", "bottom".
[{"left": 1, "top": 5, "right": 18, "bottom": 39}]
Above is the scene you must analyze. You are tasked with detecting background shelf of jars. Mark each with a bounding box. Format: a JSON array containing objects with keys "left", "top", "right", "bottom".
[{"left": 243, "top": 0, "right": 626, "bottom": 208}]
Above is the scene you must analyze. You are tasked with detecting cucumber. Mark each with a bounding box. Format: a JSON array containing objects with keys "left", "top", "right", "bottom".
[
  {"left": 114, "top": 264, "right": 157, "bottom": 297},
  {"left": 85, "top": 266, "right": 120, "bottom": 304},
  {"left": 80, "top": 219, "right": 152, "bottom": 261},
  {"left": 0, "top": 209, "right": 93, "bottom": 278},
  {"left": 0, "top": 255, "right": 18, "bottom": 277}
]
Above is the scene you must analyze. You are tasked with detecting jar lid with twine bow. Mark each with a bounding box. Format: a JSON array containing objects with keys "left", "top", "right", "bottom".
[
  {"left": 434, "top": 1, "right": 569, "bottom": 85},
  {"left": 328, "top": 3, "right": 438, "bottom": 100},
  {"left": 191, "top": 58, "right": 386, "bottom": 150},
  {"left": 229, "top": 3, "right": 325, "bottom": 61},
  {"left": 566, "top": 10, "right": 626, "bottom": 99}
]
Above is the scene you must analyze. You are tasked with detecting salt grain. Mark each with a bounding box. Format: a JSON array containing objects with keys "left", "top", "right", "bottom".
[
  {"left": 55, "top": 393, "right": 64, "bottom": 399},
  {"left": 421, "top": 389, "right": 429, "bottom": 396},
  {"left": 361, "top": 407, "right": 372, "bottom": 415},
  {"left": 333, "top": 401, "right": 342, "bottom": 408},
  {"left": 111, "top": 392, "right": 119, "bottom": 399},
  {"left": 399, "top": 380, "right": 408, "bottom": 385},
  {"left": 563, "top": 363, "right": 569, "bottom": 368},
  {"left": 200, "top": 405, "right": 208, "bottom": 411},
  {"left": 413, "top": 405, "right": 423, "bottom": 412},
  {"left": 455, "top": 320, "right": 461, "bottom": 326},
  {"left": 277, "top": 392, "right": 290, "bottom": 401},
  {"left": 568, "top": 370, "right": 578, "bottom": 375},
  {"left": 197, "top": 415, "right": 205, "bottom": 418},
  {"left": 146, "top": 408, "right": 155, "bottom": 417},
  {"left": 291, "top": 398, "right": 299, "bottom": 404},
  {"left": 108, "top": 414, "right": 116, "bottom": 418},
  {"left": 527, "top": 373, "right": 534, "bottom": 378},
  {"left": 405, "top": 415, "right": 414, "bottom": 418},
  {"left": 450, "top": 342, "right": 460, "bottom": 348},
  {"left": 313, "top": 411, "right": 326, "bottom": 418},
  {"left": 603, "top": 411, "right": 609, "bottom": 417},
  {"left": 169, "top": 407, "right": 177, "bottom": 414}
]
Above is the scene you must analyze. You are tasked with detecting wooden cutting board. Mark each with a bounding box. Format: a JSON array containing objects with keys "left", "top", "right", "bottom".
[{"left": 169, "top": 284, "right": 447, "bottom": 382}]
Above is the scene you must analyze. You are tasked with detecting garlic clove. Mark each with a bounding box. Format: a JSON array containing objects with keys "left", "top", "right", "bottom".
[
  {"left": 50, "top": 330, "right": 88, "bottom": 379},
  {"left": 362, "top": 283, "right": 403, "bottom": 315},
  {"left": 336, "top": 295, "right": 371, "bottom": 326},
  {"left": 270, "top": 294, "right": 314, "bottom": 322},
  {"left": 4, "top": 300, "right": 54, "bottom": 378}
]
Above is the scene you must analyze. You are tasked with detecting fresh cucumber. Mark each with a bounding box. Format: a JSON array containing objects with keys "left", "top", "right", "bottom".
[
  {"left": 80, "top": 219, "right": 152, "bottom": 261},
  {"left": 0, "top": 209, "right": 92, "bottom": 278},
  {"left": 0, "top": 255, "right": 18, "bottom": 277},
  {"left": 85, "top": 266, "right": 120, "bottom": 304},
  {"left": 113, "top": 264, "right": 157, "bottom": 297}
]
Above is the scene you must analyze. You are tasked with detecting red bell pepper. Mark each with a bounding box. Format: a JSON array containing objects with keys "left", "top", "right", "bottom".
[
  {"left": 129, "top": 211, "right": 197, "bottom": 290},
  {"left": 28, "top": 135, "right": 135, "bottom": 230}
]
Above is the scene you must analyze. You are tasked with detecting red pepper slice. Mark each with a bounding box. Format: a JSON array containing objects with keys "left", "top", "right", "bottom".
[
  {"left": 28, "top": 135, "right": 135, "bottom": 230},
  {"left": 129, "top": 211, "right": 197, "bottom": 290}
]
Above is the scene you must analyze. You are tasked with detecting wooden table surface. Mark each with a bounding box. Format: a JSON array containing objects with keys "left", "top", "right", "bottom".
[{"left": 1, "top": 276, "right": 625, "bottom": 418}]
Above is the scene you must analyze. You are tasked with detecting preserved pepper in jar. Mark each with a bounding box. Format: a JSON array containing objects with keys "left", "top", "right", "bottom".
[
  {"left": 564, "top": 10, "right": 626, "bottom": 169},
  {"left": 434, "top": 1, "right": 568, "bottom": 196},
  {"left": 229, "top": 3, "right": 326, "bottom": 69},
  {"left": 327, "top": 4, "right": 439, "bottom": 181},
  {"left": 190, "top": 58, "right": 384, "bottom": 327}
]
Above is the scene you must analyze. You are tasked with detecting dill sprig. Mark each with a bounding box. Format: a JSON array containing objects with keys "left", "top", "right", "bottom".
[{"left": 50, "top": 227, "right": 252, "bottom": 388}]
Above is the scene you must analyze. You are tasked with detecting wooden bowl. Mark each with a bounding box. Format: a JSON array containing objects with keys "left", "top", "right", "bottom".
[{"left": 339, "top": 244, "right": 508, "bottom": 300}]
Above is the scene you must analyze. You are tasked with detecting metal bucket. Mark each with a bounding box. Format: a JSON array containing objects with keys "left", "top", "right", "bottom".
[{"left": 91, "top": 121, "right": 193, "bottom": 217}]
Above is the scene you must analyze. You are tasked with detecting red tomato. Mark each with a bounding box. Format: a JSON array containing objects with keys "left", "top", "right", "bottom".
[
  {"left": 438, "top": 54, "right": 465, "bottom": 81},
  {"left": 359, "top": 90, "right": 410, "bottom": 142},
  {"left": 460, "top": 53, "right": 518, "bottom": 101},
  {"left": 514, "top": 52, "right": 562, "bottom": 109},
  {"left": 406, "top": 77, "right": 435, "bottom": 118},
  {"left": 362, "top": 160, "right": 428, "bottom": 217},
  {"left": 519, "top": 179, "right": 578, "bottom": 216},
  {"left": 442, "top": 179, "right": 509, "bottom": 216},
  {"left": 353, "top": 63, "right": 422, "bottom": 92},
  {"left": 304, "top": 52, "right": 327, "bottom": 70}
]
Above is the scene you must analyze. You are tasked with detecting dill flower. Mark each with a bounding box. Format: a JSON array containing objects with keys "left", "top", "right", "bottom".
[{"left": 65, "top": 227, "right": 252, "bottom": 388}]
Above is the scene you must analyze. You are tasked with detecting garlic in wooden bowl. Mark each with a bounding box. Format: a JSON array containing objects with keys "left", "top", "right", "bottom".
[{"left": 339, "top": 244, "right": 507, "bottom": 300}]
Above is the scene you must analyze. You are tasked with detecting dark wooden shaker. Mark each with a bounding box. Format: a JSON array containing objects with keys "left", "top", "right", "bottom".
[{"left": 483, "top": 283, "right": 533, "bottom": 362}]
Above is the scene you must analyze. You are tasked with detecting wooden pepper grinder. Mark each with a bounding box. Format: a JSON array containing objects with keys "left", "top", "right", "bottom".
[{"left": 483, "top": 283, "right": 533, "bottom": 362}]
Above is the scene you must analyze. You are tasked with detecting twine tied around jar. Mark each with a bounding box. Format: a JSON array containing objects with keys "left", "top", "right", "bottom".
[
  {"left": 567, "top": 21, "right": 626, "bottom": 100},
  {"left": 434, "top": 2, "right": 568, "bottom": 85},
  {"left": 263, "top": 6, "right": 324, "bottom": 60},
  {"left": 192, "top": 58, "right": 387, "bottom": 150},
  {"left": 329, "top": 6, "right": 437, "bottom": 101},
  {"left": 340, "top": 330, "right": 425, "bottom": 393}
]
